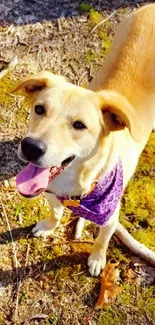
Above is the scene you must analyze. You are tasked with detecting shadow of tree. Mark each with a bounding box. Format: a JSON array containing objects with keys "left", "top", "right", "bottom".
[
  {"left": 0, "top": 0, "right": 152, "bottom": 25},
  {"left": 0, "top": 251, "right": 89, "bottom": 286}
]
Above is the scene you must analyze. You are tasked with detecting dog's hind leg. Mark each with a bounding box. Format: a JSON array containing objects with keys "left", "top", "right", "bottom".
[
  {"left": 88, "top": 203, "right": 120, "bottom": 276},
  {"left": 32, "top": 193, "right": 64, "bottom": 238},
  {"left": 75, "top": 217, "right": 85, "bottom": 239}
]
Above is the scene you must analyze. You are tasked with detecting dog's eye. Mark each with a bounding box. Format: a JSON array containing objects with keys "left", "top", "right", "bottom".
[
  {"left": 72, "top": 121, "right": 86, "bottom": 130},
  {"left": 35, "top": 105, "right": 45, "bottom": 115}
]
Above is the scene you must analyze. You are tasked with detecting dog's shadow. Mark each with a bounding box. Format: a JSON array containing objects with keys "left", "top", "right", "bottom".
[
  {"left": 0, "top": 138, "right": 26, "bottom": 181},
  {"left": 0, "top": 223, "right": 90, "bottom": 286},
  {"left": 0, "top": 224, "right": 35, "bottom": 245}
]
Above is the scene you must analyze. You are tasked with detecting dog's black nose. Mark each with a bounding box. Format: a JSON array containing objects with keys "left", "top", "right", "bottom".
[{"left": 21, "top": 137, "right": 47, "bottom": 161}]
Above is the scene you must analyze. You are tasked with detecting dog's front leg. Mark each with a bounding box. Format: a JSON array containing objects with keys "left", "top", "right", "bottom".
[
  {"left": 32, "top": 193, "right": 64, "bottom": 237},
  {"left": 88, "top": 204, "right": 120, "bottom": 276}
]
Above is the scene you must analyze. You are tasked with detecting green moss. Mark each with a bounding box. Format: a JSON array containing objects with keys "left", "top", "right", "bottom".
[
  {"left": 121, "top": 176, "right": 155, "bottom": 220},
  {"left": 8, "top": 194, "right": 50, "bottom": 227},
  {"left": 0, "top": 75, "right": 30, "bottom": 126},
  {"left": 85, "top": 31, "right": 111, "bottom": 65},
  {"left": 19, "top": 292, "right": 27, "bottom": 303},
  {"left": 99, "top": 31, "right": 112, "bottom": 55},
  {"left": 0, "top": 75, "right": 15, "bottom": 103},
  {"left": 97, "top": 308, "right": 125, "bottom": 325},
  {"left": 80, "top": 3, "right": 93, "bottom": 12},
  {"left": 85, "top": 49, "right": 96, "bottom": 64},
  {"left": 118, "top": 284, "right": 155, "bottom": 320},
  {"left": 137, "top": 132, "right": 155, "bottom": 174},
  {"left": 19, "top": 238, "right": 28, "bottom": 246},
  {"left": 107, "top": 245, "right": 130, "bottom": 263},
  {"left": 138, "top": 287, "right": 155, "bottom": 319},
  {"left": 0, "top": 314, "right": 4, "bottom": 323},
  {"left": 118, "top": 8, "right": 128, "bottom": 15},
  {"left": 89, "top": 9, "right": 104, "bottom": 26},
  {"left": 15, "top": 98, "right": 29, "bottom": 124},
  {"left": 85, "top": 49, "right": 102, "bottom": 64},
  {"left": 46, "top": 315, "right": 58, "bottom": 325},
  {"left": 119, "top": 133, "right": 155, "bottom": 251},
  {"left": 132, "top": 230, "right": 155, "bottom": 249},
  {"left": 52, "top": 245, "right": 64, "bottom": 256},
  {"left": 118, "top": 284, "right": 136, "bottom": 306},
  {"left": 61, "top": 211, "right": 71, "bottom": 224}
]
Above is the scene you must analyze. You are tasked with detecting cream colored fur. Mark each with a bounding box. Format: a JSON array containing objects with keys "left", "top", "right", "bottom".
[{"left": 13, "top": 4, "right": 155, "bottom": 276}]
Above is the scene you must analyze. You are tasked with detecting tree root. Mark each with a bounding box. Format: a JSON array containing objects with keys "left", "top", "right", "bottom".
[{"left": 115, "top": 222, "right": 155, "bottom": 266}]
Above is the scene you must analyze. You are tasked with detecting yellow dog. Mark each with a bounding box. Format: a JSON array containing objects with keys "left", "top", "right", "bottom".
[{"left": 13, "top": 4, "right": 155, "bottom": 276}]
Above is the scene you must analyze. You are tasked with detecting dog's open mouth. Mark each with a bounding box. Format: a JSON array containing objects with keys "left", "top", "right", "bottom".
[{"left": 16, "top": 155, "right": 75, "bottom": 198}]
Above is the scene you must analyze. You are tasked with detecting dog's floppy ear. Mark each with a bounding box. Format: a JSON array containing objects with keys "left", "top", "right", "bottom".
[
  {"left": 99, "top": 90, "right": 143, "bottom": 142},
  {"left": 11, "top": 71, "right": 66, "bottom": 94}
]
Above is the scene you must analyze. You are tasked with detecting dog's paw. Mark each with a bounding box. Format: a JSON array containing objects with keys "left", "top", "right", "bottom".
[
  {"left": 88, "top": 252, "right": 106, "bottom": 276},
  {"left": 32, "top": 219, "right": 56, "bottom": 238}
]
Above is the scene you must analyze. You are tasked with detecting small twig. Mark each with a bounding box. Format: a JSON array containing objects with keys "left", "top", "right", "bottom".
[
  {"left": 18, "top": 212, "right": 23, "bottom": 225},
  {"left": 0, "top": 199, "right": 19, "bottom": 270},
  {"left": 7, "top": 93, "right": 24, "bottom": 98},
  {"left": 89, "top": 64, "right": 93, "bottom": 78},
  {"left": 25, "top": 243, "right": 30, "bottom": 266},
  {"left": 7, "top": 24, "right": 14, "bottom": 33},
  {"left": 57, "top": 18, "right": 62, "bottom": 32},
  {"left": 78, "top": 71, "right": 88, "bottom": 87},
  {"left": 124, "top": 9, "right": 132, "bottom": 16},
  {"left": 72, "top": 239, "right": 94, "bottom": 244},
  {"left": 0, "top": 55, "right": 18, "bottom": 79},
  {"left": 91, "top": 10, "right": 117, "bottom": 33},
  {"left": 59, "top": 239, "right": 94, "bottom": 245},
  {"left": 64, "top": 215, "right": 79, "bottom": 226},
  {"left": 45, "top": 239, "right": 94, "bottom": 247},
  {"left": 29, "top": 314, "right": 48, "bottom": 321},
  {"left": 14, "top": 279, "right": 21, "bottom": 323},
  {"left": 115, "top": 222, "right": 155, "bottom": 266}
]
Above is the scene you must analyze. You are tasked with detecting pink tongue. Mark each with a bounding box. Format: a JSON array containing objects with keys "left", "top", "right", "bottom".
[{"left": 16, "top": 163, "right": 50, "bottom": 196}]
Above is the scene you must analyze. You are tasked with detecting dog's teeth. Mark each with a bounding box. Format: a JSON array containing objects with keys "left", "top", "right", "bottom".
[{"left": 50, "top": 167, "right": 57, "bottom": 173}]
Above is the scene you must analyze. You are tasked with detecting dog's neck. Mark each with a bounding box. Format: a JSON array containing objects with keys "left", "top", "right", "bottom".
[{"left": 47, "top": 133, "right": 119, "bottom": 197}]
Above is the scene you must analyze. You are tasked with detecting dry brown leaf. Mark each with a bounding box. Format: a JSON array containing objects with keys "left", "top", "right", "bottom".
[
  {"left": 96, "top": 262, "right": 122, "bottom": 309},
  {"left": 125, "top": 264, "right": 141, "bottom": 285},
  {"left": 128, "top": 257, "right": 155, "bottom": 285}
]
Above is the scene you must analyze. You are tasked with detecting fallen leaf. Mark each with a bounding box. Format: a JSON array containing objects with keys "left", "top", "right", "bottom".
[
  {"left": 129, "top": 256, "right": 155, "bottom": 285},
  {"left": 125, "top": 264, "right": 141, "bottom": 285},
  {"left": 96, "top": 262, "right": 122, "bottom": 309}
]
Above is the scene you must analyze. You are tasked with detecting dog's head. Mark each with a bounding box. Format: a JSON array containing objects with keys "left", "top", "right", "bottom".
[{"left": 12, "top": 71, "right": 140, "bottom": 198}]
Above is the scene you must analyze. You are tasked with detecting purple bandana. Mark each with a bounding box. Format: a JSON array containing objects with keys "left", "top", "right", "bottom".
[{"left": 57, "top": 159, "right": 123, "bottom": 226}]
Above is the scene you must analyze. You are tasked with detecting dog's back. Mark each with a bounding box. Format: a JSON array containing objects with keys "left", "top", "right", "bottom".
[
  {"left": 89, "top": 4, "right": 155, "bottom": 186},
  {"left": 89, "top": 4, "right": 155, "bottom": 136}
]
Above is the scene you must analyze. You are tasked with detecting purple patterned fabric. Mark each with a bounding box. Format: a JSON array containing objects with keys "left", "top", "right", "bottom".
[{"left": 58, "top": 159, "right": 123, "bottom": 226}]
